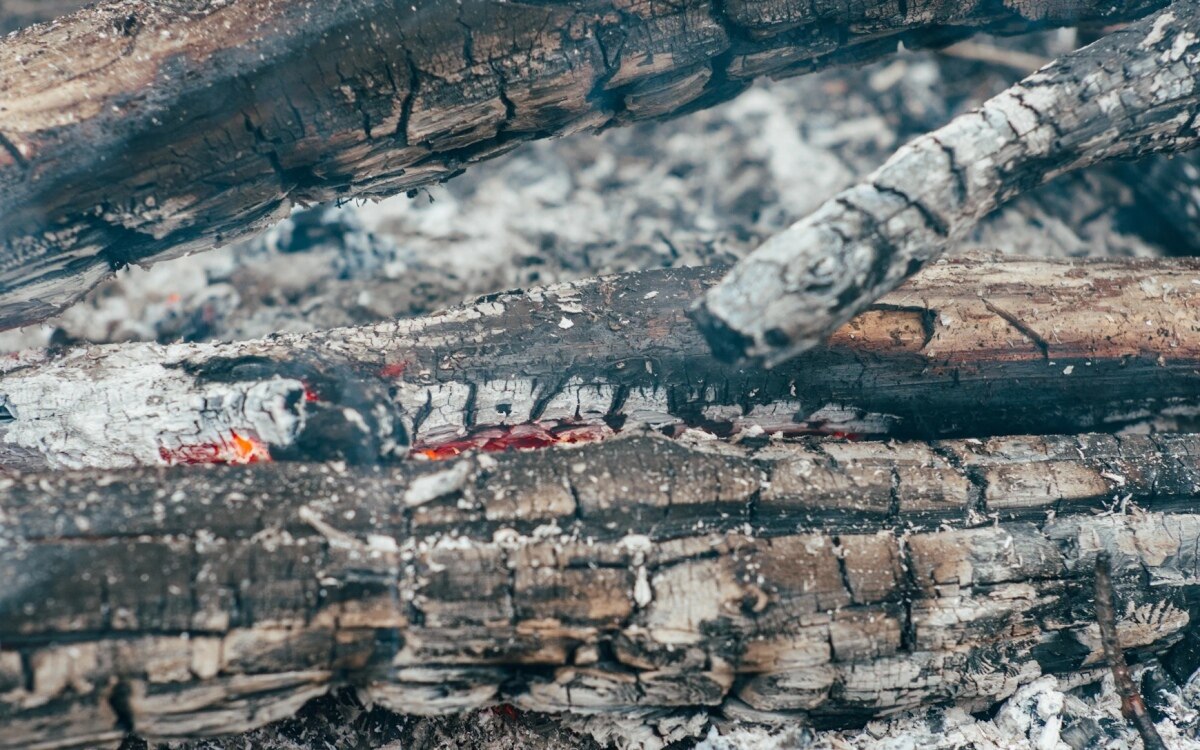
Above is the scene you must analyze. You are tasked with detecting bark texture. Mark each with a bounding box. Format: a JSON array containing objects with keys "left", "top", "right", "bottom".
[
  {"left": 0, "top": 257, "right": 1197, "bottom": 470},
  {"left": 0, "top": 0, "right": 1167, "bottom": 330},
  {"left": 695, "top": 0, "right": 1200, "bottom": 364},
  {"left": 3, "top": 431, "right": 1200, "bottom": 748}
]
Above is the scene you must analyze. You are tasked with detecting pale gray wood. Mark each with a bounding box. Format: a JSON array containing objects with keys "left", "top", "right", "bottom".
[{"left": 695, "top": 0, "right": 1200, "bottom": 364}]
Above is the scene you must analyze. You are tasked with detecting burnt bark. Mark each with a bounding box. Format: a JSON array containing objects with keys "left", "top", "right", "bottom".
[
  {"left": 696, "top": 0, "right": 1200, "bottom": 364},
  {"left": 0, "top": 256, "right": 1197, "bottom": 471},
  {"left": 2, "top": 431, "right": 1198, "bottom": 748},
  {"left": 0, "top": 0, "right": 1167, "bottom": 330}
]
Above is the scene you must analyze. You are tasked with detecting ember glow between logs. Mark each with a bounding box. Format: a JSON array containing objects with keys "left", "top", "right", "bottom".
[
  {"left": 412, "top": 422, "right": 613, "bottom": 460},
  {"left": 158, "top": 431, "right": 272, "bottom": 466}
]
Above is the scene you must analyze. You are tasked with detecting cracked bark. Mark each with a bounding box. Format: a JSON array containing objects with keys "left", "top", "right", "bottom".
[
  {"left": 0, "top": 256, "right": 1197, "bottom": 471},
  {"left": 2, "top": 430, "right": 1198, "bottom": 748},
  {"left": 695, "top": 0, "right": 1200, "bottom": 364},
  {"left": 0, "top": 0, "right": 1169, "bottom": 330}
]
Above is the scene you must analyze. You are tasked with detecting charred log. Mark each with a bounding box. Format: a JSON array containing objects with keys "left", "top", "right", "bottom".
[
  {"left": 2, "top": 431, "right": 1199, "bottom": 748},
  {"left": 0, "top": 0, "right": 1168, "bottom": 330},
  {"left": 0, "top": 256, "right": 1197, "bottom": 470}
]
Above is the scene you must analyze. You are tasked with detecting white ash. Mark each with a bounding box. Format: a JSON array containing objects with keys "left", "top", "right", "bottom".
[
  {"left": 697, "top": 672, "right": 1200, "bottom": 750},
  {"left": 0, "top": 344, "right": 305, "bottom": 470}
]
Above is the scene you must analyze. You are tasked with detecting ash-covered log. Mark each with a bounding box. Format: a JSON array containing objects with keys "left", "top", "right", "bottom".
[
  {"left": 0, "top": 256, "right": 1197, "bottom": 470},
  {"left": 0, "top": 0, "right": 1167, "bottom": 329},
  {"left": 695, "top": 0, "right": 1200, "bottom": 363},
  {"left": 2, "top": 431, "right": 1198, "bottom": 748}
]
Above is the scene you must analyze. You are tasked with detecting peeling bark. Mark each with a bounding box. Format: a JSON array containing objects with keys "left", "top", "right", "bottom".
[
  {"left": 0, "top": 0, "right": 1168, "bottom": 330},
  {"left": 0, "top": 257, "right": 1197, "bottom": 470},
  {"left": 695, "top": 0, "right": 1200, "bottom": 364},
  {"left": 1, "top": 431, "right": 1198, "bottom": 747}
]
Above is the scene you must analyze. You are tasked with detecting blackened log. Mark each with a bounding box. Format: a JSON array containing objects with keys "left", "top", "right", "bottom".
[
  {"left": 0, "top": 256, "right": 1198, "bottom": 470},
  {"left": 695, "top": 0, "right": 1200, "bottom": 364},
  {"left": 0, "top": 0, "right": 1166, "bottom": 330},
  {"left": 2, "top": 431, "right": 1198, "bottom": 747}
]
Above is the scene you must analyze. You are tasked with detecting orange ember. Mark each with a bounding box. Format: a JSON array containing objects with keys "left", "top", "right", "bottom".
[
  {"left": 380, "top": 362, "right": 408, "bottom": 378},
  {"left": 159, "top": 431, "right": 271, "bottom": 466}
]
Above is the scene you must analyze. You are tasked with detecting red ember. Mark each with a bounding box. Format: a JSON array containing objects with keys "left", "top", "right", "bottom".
[
  {"left": 413, "top": 422, "right": 612, "bottom": 460},
  {"left": 159, "top": 431, "right": 272, "bottom": 465},
  {"left": 380, "top": 362, "right": 408, "bottom": 378}
]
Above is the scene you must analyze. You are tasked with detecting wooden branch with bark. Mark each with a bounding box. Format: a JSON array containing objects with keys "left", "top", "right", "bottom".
[
  {"left": 695, "top": 0, "right": 1200, "bottom": 363},
  {"left": 2, "top": 429, "right": 1199, "bottom": 748},
  {"left": 0, "top": 255, "right": 1196, "bottom": 471},
  {"left": 0, "top": 0, "right": 1170, "bottom": 330}
]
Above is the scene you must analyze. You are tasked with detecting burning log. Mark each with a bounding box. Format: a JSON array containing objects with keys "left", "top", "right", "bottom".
[
  {"left": 0, "top": 255, "right": 1197, "bottom": 471},
  {"left": 2, "top": 431, "right": 1198, "bottom": 748},
  {"left": 0, "top": 0, "right": 1168, "bottom": 330},
  {"left": 695, "top": 0, "right": 1200, "bottom": 363}
]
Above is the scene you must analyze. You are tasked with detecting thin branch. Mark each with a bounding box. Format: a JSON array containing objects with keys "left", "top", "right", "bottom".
[
  {"left": 936, "top": 40, "right": 1051, "bottom": 73},
  {"left": 1094, "top": 552, "right": 1170, "bottom": 750}
]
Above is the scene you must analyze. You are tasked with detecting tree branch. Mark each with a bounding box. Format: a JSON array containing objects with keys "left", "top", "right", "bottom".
[{"left": 694, "top": 0, "right": 1200, "bottom": 364}]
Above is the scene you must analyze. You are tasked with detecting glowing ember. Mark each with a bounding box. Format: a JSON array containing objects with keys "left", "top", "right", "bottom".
[
  {"left": 489, "top": 704, "right": 522, "bottom": 721},
  {"left": 414, "top": 422, "right": 612, "bottom": 460},
  {"left": 380, "top": 362, "right": 408, "bottom": 378},
  {"left": 159, "top": 430, "right": 272, "bottom": 466}
]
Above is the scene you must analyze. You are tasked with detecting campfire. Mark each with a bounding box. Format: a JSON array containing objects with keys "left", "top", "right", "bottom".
[{"left": 2, "top": 2, "right": 1200, "bottom": 749}]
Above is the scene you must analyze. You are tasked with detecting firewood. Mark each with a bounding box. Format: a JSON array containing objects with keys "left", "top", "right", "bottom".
[
  {"left": 695, "top": 0, "right": 1200, "bottom": 364},
  {"left": 1, "top": 430, "right": 1197, "bottom": 748},
  {"left": 0, "top": 256, "right": 1196, "bottom": 471},
  {"left": 0, "top": 0, "right": 1168, "bottom": 330}
]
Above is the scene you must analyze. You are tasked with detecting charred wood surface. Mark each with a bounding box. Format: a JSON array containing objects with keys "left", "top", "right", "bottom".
[
  {"left": 2, "top": 431, "right": 1199, "bottom": 747},
  {"left": 0, "top": 256, "right": 1197, "bottom": 470},
  {"left": 696, "top": 0, "right": 1200, "bottom": 363},
  {"left": 0, "top": 0, "right": 1168, "bottom": 330}
]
